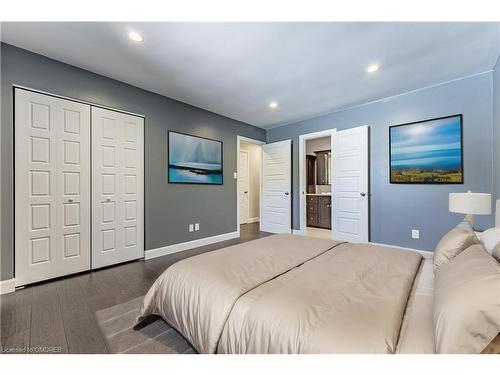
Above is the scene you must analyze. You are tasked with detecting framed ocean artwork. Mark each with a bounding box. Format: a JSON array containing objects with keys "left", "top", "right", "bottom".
[
  {"left": 168, "top": 131, "right": 223, "bottom": 185},
  {"left": 389, "top": 114, "right": 463, "bottom": 184}
]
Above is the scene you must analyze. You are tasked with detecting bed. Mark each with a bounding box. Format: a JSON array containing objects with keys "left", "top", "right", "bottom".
[
  {"left": 137, "top": 227, "right": 500, "bottom": 354},
  {"left": 137, "top": 235, "right": 426, "bottom": 353}
]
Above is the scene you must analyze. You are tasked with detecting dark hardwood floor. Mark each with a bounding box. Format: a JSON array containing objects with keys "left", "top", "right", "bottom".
[{"left": 0, "top": 223, "right": 270, "bottom": 354}]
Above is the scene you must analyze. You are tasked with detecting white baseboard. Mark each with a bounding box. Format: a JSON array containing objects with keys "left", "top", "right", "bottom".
[
  {"left": 246, "top": 217, "right": 260, "bottom": 224},
  {"left": 369, "top": 242, "right": 433, "bottom": 258},
  {"left": 0, "top": 279, "right": 16, "bottom": 295},
  {"left": 292, "top": 229, "right": 304, "bottom": 235},
  {"left": 145, "top": 231, "right": 240, "bottom": 260}
]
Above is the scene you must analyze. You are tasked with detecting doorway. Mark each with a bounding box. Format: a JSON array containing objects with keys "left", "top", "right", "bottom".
[
  {"left": 237, "top": 136, "right": 265, "bottom": 235},
  {"left": 298, "top": 126, "right": 370, "bottom": 242},
  {"left": 299, "top": 130, "right": 335, "bottom": 239}
]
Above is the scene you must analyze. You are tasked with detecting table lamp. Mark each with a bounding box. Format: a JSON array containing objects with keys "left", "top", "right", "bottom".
[{"left": 449, "top": 191, "right": 491, "bottom": 229}]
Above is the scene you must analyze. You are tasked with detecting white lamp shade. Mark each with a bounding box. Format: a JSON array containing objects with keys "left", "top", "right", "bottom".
[{"left": 449, "top": 192, "right": 491, "bottom": 215}]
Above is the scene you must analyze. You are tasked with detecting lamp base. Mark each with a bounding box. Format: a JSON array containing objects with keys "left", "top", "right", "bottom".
[
  {"left": 464, "top": 214, "right": 474, "bottom": 224},
  {"left": 456, "top": 218, "right": 473, "bottom": 230}
]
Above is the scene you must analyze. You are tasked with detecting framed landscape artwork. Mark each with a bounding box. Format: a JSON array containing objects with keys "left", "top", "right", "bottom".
[
  {"left": 168, "top": 131, "right": 223, "bottom": 185},
  {"left": 389, "top": 114, "right": 463, "bottom": 184}
]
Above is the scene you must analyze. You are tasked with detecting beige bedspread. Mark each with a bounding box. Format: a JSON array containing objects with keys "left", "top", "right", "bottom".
[
  {"left": 396, "top": 257, "right": 435, "bottom": 354},
  {"left": 138, "top": 235, "right": 422, "bottom": 354},
  {"left": 138, "top": 235, "right": 341, "bottom": 353}
]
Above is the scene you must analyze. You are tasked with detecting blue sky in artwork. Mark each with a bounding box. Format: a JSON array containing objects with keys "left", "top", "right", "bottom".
[
  {"left": 169, "top": 132, "right": 222, "bottom": 170},
  {"left": 390, "top": 116, "right": 462, "bottom": 170}
]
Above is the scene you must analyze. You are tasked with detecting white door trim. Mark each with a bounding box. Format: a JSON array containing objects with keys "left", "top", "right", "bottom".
[
  {"left": 236, "top": 136, "right": 265, "bottom": 235},
  {"left": 12, "top": 84, "right": 145, "bottom": 118},
  {"left": 239, "top": 149, "right": 250, "bottom": 224},
  {"left": 298, "top": 129, "right": 336, "bottom": 234}
]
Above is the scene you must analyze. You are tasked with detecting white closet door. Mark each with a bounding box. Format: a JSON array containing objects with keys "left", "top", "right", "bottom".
[
  {"left": 15, "top": 89, "right": 91, "bottom": 286},
  {"left": 92, "top": 107, "right": 144, "bottom": 268}
]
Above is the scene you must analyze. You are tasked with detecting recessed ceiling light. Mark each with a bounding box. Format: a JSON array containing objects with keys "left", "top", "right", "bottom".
[
  {"left": 128, "top": 31, "right": 144, "bottom": 42},
  {"left": 269, "top": 101, "right": 278, "bottom": 109},
  {"left": 366, "top": 64, "right": 381, "bottom": 73}
]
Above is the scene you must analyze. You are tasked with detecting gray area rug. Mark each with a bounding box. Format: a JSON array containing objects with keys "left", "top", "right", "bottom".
[{"left": 95, "top": 296, "right": 197, "bottom": 354}]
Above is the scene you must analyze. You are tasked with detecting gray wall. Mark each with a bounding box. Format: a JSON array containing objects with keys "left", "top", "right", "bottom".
[
  {"left": 494, "top": 58, "right": 500, "bottom": 204},
  {"left": 267, "top": 72, "right": 494, "bottom": 251},
  {"left": 1, "top": 43, "right": 265, "bottom": 280}
]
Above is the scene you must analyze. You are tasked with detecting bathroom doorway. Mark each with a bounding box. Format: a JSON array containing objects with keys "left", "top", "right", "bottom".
[{"left": 299, "top": 129, "right": 335, "bottom": 239}]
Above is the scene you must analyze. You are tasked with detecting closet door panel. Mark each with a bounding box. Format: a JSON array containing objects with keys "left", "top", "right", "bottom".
[
  {"left": 15, "top": 90, "right": 57, "bottom": 285},
  {"left": 92, "top": 112, "right": 122, "bottom": 261},
  {"left": 56, "top": 99, "right": 91, "bottom": 275},
  {"left": 15, "top": 89, "right": 90, "bottom": 286},
  {"left": 92, "top": 107, "right": 144, "bottom": 269},
  {"left": 121, "top": 118, "right": 141, "bottom": 253}
]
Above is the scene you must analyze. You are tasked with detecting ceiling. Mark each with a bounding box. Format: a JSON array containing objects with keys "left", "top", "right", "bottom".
[{"left": 2, "top": 22, "right": 500, "bottom": 129}]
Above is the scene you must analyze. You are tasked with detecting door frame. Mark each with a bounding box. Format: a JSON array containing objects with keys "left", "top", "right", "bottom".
[
  {"left": 298, "top": 129, "right": 336, "bottom": 236},
  {"left": 238, "top": 149, "right": 250, "bottom": 224},
  {"left": 236, "top": 136, "right": 265, "bottom": 235},
  {"left": 13, "top": 84, "right": 145, "bottom": 118}
]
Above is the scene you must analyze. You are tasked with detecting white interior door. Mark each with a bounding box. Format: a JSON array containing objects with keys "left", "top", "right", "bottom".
[
  {"left": 92, "top": 107, "right": 144, "bottom": 269},
  {"left": 260, "top": 140, "right": 292, "bottom": 233},
  {"left": 332, "top": 125, "right": 369, "bottom": 243},
  {"left": 239, "top": 150, "right": 250, "bottom": 224},
  {"left": 15, "top": 89, "right": 91, "bottom": 286}
]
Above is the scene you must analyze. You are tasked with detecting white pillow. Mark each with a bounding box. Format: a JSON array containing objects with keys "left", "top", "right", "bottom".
[{"left": 479, "top": 227, "right": 500, "bottom": 254}]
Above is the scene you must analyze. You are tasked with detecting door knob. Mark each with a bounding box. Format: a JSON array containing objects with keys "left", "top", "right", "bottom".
[
  {"left": 284, "top": 191, "right": 290, "bottom": 196},
  {"left": 360, "top": 192, "right": 366, "bottom": 197},
  {"left": 68, "top": 198, "right": 74, "bottom": 203},
  {"left": 106, "top": 197, "right": 111, "bottom": 202},
  {"left": 244, "top": 191, "right": 248, "bottom": 194}
]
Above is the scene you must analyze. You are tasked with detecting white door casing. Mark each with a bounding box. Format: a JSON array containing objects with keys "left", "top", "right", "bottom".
[
  {"left": 332, "top": 125, "right": 369, "bottom": 243},
  {"left": 298, "top": 129, "right": 335, "bottom": 233},
  {"left": 92, "top": 107, "right": 144, "bottom": 269},
  {"left": 260, "top": 140, "right": 292, "bottom": 233},
  {"left": 15, "top": 89, "right": 91, "bottom": 286},
  {"left": 239, "top": 150, "right": 250, "bottom": 224}
]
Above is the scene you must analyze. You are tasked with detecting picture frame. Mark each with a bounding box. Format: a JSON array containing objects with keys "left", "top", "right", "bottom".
[
  {"left": 167, "top": 131, "right": 223, "bottom": 185},
  {"left": 389, "top": 114, "right": 463, "bottom": 184}
]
